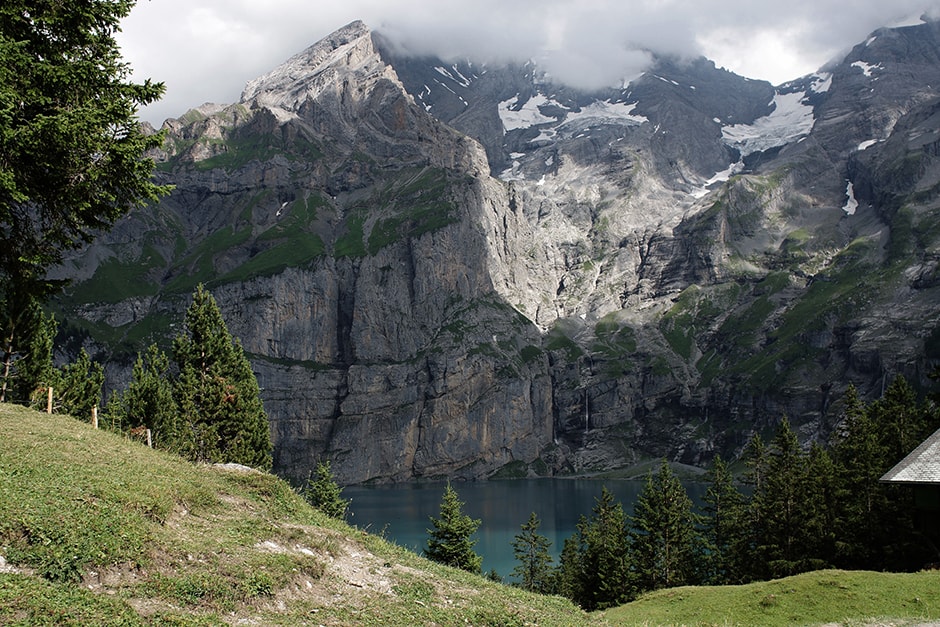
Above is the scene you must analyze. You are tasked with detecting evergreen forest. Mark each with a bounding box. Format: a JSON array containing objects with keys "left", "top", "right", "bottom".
[{"left": 482, "top": 377, "right": 940, "bottom": 610}]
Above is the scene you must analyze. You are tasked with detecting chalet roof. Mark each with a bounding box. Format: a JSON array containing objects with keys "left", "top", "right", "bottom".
[{"left": 880, "top": 427, "right": 940, "bottom": 485}]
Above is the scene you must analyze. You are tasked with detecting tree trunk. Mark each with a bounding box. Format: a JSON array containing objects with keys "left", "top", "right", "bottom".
[{"left": 0, "top": 332, "right": 15, "bottom": 403}]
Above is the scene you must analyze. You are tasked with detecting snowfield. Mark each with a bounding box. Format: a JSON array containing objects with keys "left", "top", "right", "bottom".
[{"left": 721, "top": 90, "right": 815, "bottom": 156}]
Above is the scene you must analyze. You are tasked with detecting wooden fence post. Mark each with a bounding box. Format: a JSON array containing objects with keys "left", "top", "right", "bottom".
[
  {"left": 91, "top": 406, "right": 98, "bottom": 429},
  {"left": 146, "top": 429, "right": 152, "bottom": 448},
  {"left": 46, "top": 387, "right": 53, "bottom": 414}
]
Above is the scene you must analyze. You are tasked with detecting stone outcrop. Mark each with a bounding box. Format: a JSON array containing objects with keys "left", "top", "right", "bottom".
[{"left": 54, "top": 19, "right": 940, "bottom": 482}]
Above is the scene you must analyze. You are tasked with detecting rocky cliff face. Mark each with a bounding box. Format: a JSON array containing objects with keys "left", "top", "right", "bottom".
[{"left": 55, "top": 19, "right": 940, "bottom": 482}]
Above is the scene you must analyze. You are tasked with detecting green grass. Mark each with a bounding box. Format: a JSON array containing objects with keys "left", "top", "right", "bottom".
[
  {"left": 214, "top": 233, "right": 326, "bottom": 285},
  {"left": 600, "top": 569, "right": 940, "bottom": 626},
  {"left": 0, "top": 574, "right": 145, "bottom": 626},
  {"left": 3, "top": 405, "right": 939, "bottom": 626},
  {"left": 0, "top": 403, "right": 590, "bottom": 626},
  {"left": 334, "top": 208, "right": 368, "bottom": 257}
]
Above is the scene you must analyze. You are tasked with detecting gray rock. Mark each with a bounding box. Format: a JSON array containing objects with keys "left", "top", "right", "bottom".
[{"left": 53, "top": 19, "right": 940, "bottom": 483}]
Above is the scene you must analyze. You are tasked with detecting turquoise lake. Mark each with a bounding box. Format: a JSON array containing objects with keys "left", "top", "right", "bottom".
[{"left": 343, "top": 478, "right": 707, "bottom": 581}]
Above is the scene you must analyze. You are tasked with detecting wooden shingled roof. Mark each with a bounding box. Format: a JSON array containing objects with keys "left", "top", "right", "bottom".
[{"left": 880, "top": 427, "right": 940, "bottom": 485}]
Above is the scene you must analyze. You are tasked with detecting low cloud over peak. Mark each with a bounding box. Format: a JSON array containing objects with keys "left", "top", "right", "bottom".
[{"left": 118, "top": 0, "right": 939, "bottom": 125}]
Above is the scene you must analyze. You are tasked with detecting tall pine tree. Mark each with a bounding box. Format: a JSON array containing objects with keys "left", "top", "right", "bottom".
[
  {"left": 701, "top": 455, "right": 747, "bottom": 584},
  {"left": 831, "top": 384, "right": 886, "bottom": 568},
  {"left": 8, "top": 305, "right": 55, "bottom": 405},
  {"left": 510, "top": 512, "right": 554, "bottom": 593},
  {"left": 51, "top": 348, "right": 104, "bottom": 419},
  {"left": 849, "top": 376, "right": 936, "bottom": 571},
  {"left": 558, "top": 487, "right": 632, "bottom": 610},
  {"left": 173, "top": 285, "right": 272, "bottom": 470},
  {"left": 630, "top": 459, "right": 703, "bottom": 591},
  {"left": 0, "top": 0, "right": 169, "bottom": 397}
]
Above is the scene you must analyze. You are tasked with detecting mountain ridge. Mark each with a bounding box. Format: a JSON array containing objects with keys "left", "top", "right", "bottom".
[{"left": 52, "top": 18, "right": 940, "bottom": 483}]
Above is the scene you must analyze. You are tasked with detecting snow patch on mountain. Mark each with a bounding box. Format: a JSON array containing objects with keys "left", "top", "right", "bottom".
[
  {"left": 852, "top": 61, "right": 883, "bottom": 77},
  {"left": 843, "top": 180, "right": 859, "bottom": 215},
  {"left": 810, "top": 73, "right": 832, "bottom": 93},
  {"left": 721, "top": 90, "right": 815, "bottom": 156},
  {"left": 433, "top": 64, "right": 476, "bottom": 88},
  {"left": 499, "top": 94, "right": 558, "bottom": 131},
  {"left": 499, "top": 93, "right": 647, "bottom": 135},
  {"left": 691, "top": 161, "right": 744, "bottom": 199},
  {"left": 563, "top": 100, "right": 647, "bottom": 127}
]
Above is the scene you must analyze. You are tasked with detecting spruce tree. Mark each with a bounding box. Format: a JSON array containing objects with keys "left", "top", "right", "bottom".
[
  {"left": 854, "top": 376, "right": 936, "bottom": 571},
  {"left": 568, "top": 487, "right": 632, "bottom": 610},
  {"left": 701, "top": 455, "right": 747, "bottom": 584},
  {"left": 753, "top": 418, "right": 802, "bottom": 577},
  {"left": 424, "top": 483, "right": 482, "bottom": 574},
  {"left": 870, "top": 375, "right": 931, "bottom": 467},
  {"left": 510, "top": 511, "right": 554, "bottom": 593},
  {"left": 831, "top": 384, "right": 885, "bottom": 568},
  {"left": 554, "top": 527, "right": 588, "bottom": 605},
  {"left": 106, "top": 344, "right": 179, "bottom": 448},
  {"left": 9, "top": 305, "right": 55, "bottom": 405},
  {"left": 738, "top": 431, "right": 768, "bottom": 581},
  {"left": 0, "top": 0, "right": 169, "bottom": 396},
  {"left": 173, "top": 285, "right": 272, "bottom": 470},
  {"left": 802, "top": 441, "right": 838, "bottom": 567},
  {"left": 50, "top": 348, "right": 104, "bottom": 419},
  {"left": 751, "top": 417, "right": 829, "bottom": 578},
  {"left": 630, "top": 459, "right": 703, "bottom": 591},
  {"left": 303, "top": 460, "right": 349, "bottom": 520}
]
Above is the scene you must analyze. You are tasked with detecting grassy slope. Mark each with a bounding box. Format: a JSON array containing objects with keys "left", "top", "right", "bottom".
[
  {"left": 0, "top": 404, "right": 587, "bottom": 626},
  {"left": 601, "top": 570, "right": 940, "bottom": 626},
  {"left": 2, "top": 403, "right": 939, "bottom": 626}
]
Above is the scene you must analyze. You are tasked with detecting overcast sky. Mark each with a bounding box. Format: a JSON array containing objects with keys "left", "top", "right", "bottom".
[{"left": 117, "top": 0, "right": 939, "bottom": 126}]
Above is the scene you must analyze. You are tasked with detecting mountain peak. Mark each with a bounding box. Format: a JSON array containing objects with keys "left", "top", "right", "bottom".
[{"left": 240, "top": 20, "right": 393, "bottom": 115}]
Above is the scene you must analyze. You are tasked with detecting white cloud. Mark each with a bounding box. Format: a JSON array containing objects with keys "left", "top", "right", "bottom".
[{"left": 116, "top": 0, "right": 938, "bottom": 125}]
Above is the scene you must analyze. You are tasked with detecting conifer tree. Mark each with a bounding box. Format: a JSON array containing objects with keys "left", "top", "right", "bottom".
[
  {"left": 424, "top": 483, "right": 482, "bottom": 573},
  {"left": 830, "top": 384, "right": 885, "bottom": 568},
  {"left": 701, "top": 455, "right": 747, "bottom": 584},
  {"left": 870, "top": 375, "right": 930, "bottom": 466},
  {"left": 559, "top": 487, "right": 632, "bottom": 610},
  {"left": 510, "top": 511, "right": 553, "bottom": 593},
  {"left": 554, "top": 528, "right": 588, "bottom": 605},
  {"left": 737, "top": 431, "right": 768, "bottom": 581},
  {"left": 751, "top": 417, "right": 831, "bottom": 578},
  {"left": 631, "top": 459, "right": 703, "bottom": 591},
  {"left": 803, "top": 441, "right": 838, "bottom": 567},
  {"left": 753, "top": 418, "right": 803, "bottom": 577},
  {"left": 50, "top": 348, "right": 104, "bottom": 419},
  {"left": 303, "top": 460, "right": 349, "bottom": 520},
  {"left": 842, "top": 376, "right": 937, "bottom": 571},
  {"left": 0, "top": 0, "right": 169, "bottom": 396},
  {"left": 106, "top": 344, "right": 179, "bottom": 448},
  {"left": 8, "top": 305, "right": 55, "bottom": 405},
  {"left": 173, "top": 285, "right": 272, "bottom": 470}
]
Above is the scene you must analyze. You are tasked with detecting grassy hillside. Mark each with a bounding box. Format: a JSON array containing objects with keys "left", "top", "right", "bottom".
[
  {"left": 2, "top": 403, "right": 939, "bottom": 626},
  {"left": 602, "top": 569, "right": 940, "bottom": 626},
  {"left": 0, "top": 404, "right": 587, "bottom": 626}
]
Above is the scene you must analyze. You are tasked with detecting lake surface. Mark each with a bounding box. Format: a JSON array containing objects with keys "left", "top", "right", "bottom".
[{"left": 343, "top": 479, "right": 707, "bottom": 580}]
